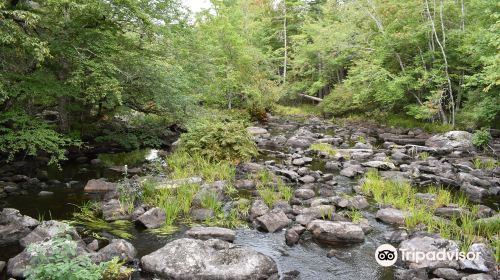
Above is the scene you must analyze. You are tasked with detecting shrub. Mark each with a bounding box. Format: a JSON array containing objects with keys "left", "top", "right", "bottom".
[
  {"left": 26, "top": 235, "right": 132, "bottom": 280},
  {"left": 472, "top": 128, "right": 492, "bottom": 149},
  {"left": 179, "top": 119, "right": 258, "bottom": 162}
]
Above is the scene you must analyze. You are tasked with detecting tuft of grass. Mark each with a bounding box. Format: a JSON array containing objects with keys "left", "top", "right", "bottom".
[
  {"left": 68, "top": 202, "right": 133, "bottom": 240},
  {"left": 418, "top": 152, "right": 430, "bottom": 160},
  {"left": 347, "top": 209, "right": 363, "bottom": 223},
  {"left": 362, "top": 170, "right": 496, "bottom": 256},
  {"left": 167, "top": 151, "right": 235, "bottom": 183},
  {"left": 256, "top": 170, "right": 294, "bottom": 207},
  {"left": 472, "top": 158, "right": 483, "bottom": 169},
  {"left": 274, "top": 104, "right": 322, "bottom": 117},
  {"left": 309, "top": 143, "right": 337, "bottom": 156}
]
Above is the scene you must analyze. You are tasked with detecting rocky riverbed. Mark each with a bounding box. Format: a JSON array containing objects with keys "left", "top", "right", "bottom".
[{"left": 0, "top": 114, "right": 498, "bottom": 279}]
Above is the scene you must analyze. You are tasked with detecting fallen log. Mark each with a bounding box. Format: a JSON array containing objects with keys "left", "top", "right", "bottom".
[{"left": 298, "top": 93, "right": 323, "bottom": 102}]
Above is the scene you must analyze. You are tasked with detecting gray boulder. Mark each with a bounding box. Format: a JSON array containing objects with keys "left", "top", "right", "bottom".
[
  {"left": 425, "top": 131, "right": 475, "bottom": 152},
  {"left": 458, "top": 243, "right": 496, "bottom": 274},
  {"left": 84, "top": 179, "right": 117, "bottom": 192},
  {"left": 141, "top": 238, "right": 278, "bottom": 279},
  {"left": 376, "top": 208, "right": 406, "bottom": 225},
  {"left": 136, "top": 207, "right": 166, "bottom": 229},
  {"left": 361, "top": 161, "right": 396, "bottom": 170},
  {"left": 399, "top": 236, "right": 460, "bottom": 270},
  {"left": 307, "top": 220, "right": 365, "bottom": 244},
  {"left": 20, "top": 220, "right": 79, "bottom": 248},
  {"left": 186, "top": 226, "right": 236, "bottom": 242},
  {"left": 0, "top": 208, "right": 39, "bottom": 246},
  {"left": 101, "top": 199, "right": 130, "bottom": 221},
  {"left": 294, "top": 188, "right": 315, "bottom": 200},
  {"left": 89, "top": 239, "right": 136, "bottom": 263},
  {"left": 256, "top": 210, "right": 290, "bottom": 233}
]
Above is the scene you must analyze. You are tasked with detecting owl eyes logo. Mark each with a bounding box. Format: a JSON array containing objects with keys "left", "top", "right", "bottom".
[{"left": 375, "top": 244, "right": 398, "bottom": 267}]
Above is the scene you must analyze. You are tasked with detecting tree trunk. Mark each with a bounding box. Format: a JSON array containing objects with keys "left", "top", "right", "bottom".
[{"left": 282, "top": 1, "right": 287, "bottom": 83}]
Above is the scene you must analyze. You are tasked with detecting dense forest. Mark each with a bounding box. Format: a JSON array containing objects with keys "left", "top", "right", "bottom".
[
  {"left": 1, "top": 0, "right": 498, "bottom": 162},
  {"left": 0, "top": 1, "right": 499, "bottom": 280}
]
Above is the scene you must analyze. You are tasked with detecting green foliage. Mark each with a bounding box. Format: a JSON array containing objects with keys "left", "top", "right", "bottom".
[
  {"left": 178, "top": 119, "right": 258, "bottom": 162},
  {"left": 472, "top": 128, "right": 492, "bottom": 149},
  {"left": 166, "top": 151, "right": 235, "bottom": 183},
  {"left": 0, "top": 111, "right": 80, "bottom": 165},
  {"left": 25, "top": 235, "right": 131, "bottom": 280},
  {"left": 256, "top": 170, "right": 294, "bottom": 207},
  {"left": 362, "top": 170, "right": 496, "bottom": 254},
  {"left": 26, "top": 235, "right": 104, "bottom": 280},
  {"left": 309, "top": 143, "right": 337, "bottom": 156},
  {"left": 68, "top": 202, "right": 133, "bottom": 240}
]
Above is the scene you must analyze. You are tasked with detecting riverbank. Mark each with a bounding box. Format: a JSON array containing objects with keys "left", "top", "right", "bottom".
[{"left": 0, "top": 112, "right": 498, "bottom": 280}]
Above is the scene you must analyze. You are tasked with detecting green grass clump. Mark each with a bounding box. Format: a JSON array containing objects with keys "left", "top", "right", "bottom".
[
  {"left": 362, "top": 170, "right": 498, "bottom": 255},
  {"left": 256, "top": 170, "right": 294, "bottom": 207},
  {"left": 472, "top": 158, "right": 498, "bottom": 170},
  {"left": 346, "top": 209, "right": 363, "bottom": 223},
  {"left": 418, "top": 152, "right": 430, "bottom": 160},
  {"left": 274, "top": 104, "right": 322, "bottom": 117},
  {"left": 309, "top": 143, "right": 337, "bottom": 156},
  {"left": 178, "top": 119, "right": 258, "bottom": 162},
  {"left": 68, "top": 202, "right": 133, "bottom": 240},
  {"left": 167, "top": 151, "right": 235, "bottom": 182}
]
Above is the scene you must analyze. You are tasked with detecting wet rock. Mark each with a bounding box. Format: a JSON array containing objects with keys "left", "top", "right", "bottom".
[
  {"left": 190, "top": 208, "right": 214, "bottom": 221},
  {"left": 294, "top": 188, "right": 315, "bottom": 199},
  {"left": 295, "top": 205, "right": 335, "bottom": 225},
  {"left": 458, "top": 243, "right": 496, "bottom": 274},
  {"left": 101, "top": 199, "right": 130, "bottom": 221},
  {"left": 376, "top": 208, "right": 406, "bottom": 225},
  {"left": 399, "top": 236, "right": 460, "bottom": 270},
  {"left": 433, "top": 268, "right": 463, "bottom": 280},
  {"left": 38, "top": 191, "right": 53, "bottom": 196},
  {"left": 287, "top": 136, "right": 314, "bottom": 148},
  {"left": 36, "top": 170, "right": 49, "bottom": 181},
  {"left": 250, "top": 199, "right": 270, "bottom": 219},
  {"left": 235, "top": 179, "right": 256, "bottom": 190},
  {"left": 276, "top": 169, "right": 299, "bottom": 180},
  {"left": 90, "top": 158, "right": 101, "bottom": 165},
  {"left": 241, "top": 162, "right": 264, "bottom": 173},
  {"left": 156, "top": 176, "right": 203, "bottom": 189},
  {"left": 285, "top": 228, "right": 300, "bottom": 246},
  {"left": 0, "top": 261, "right": 4, "bottom": 272},
  {"left": 89, "top": 239, "right": 136, "bottom": 263},
  {"left": 435, "top": 207, "right": 468, "bottom": 219},
  {"left": 307, "top": 220, "right": 365, "bottom": 244},
  {"left": 131, "top": 206, "right": 146, "bottom": 220},
  {"left": 186, "top": 226, "right": 236, "bottom": 242},
  {"left": 84, "top": 179, "right": 117, "bottom": 193},
  {"left": 460, "top": 183, "right": 487, "bottom": 203},
  {"left": 394, "top": 268, "right": 429, "bottom": 280},
  {"left": 136, "top": 207, "right": 166, "bottom": 229},
  {"left": 292, "top": 158, "right": 306, "bottom": 166},
  {"left": 0, "top": 208, "right": 39, "bottom": 246},
  {"left": 20, "top": 220, "right": 79, "bottom": 248},
  {"left": 325, "top": 161, "right": 342, "bottom": 171},
  {"left": 7, "top": 237, "right": 88, "bottom": 278},
  {"left": 361, "top": 161, "right": 396, "bottom": 170},
  {"left": 340, "top": 164, "right": 364, "bottom": 178},
  {"left": 327, "top": 249, "right": 352, "bottom": 259},
  {"left": 141, "top": 238, "right": 278, "bottom": 279},
  {"left": 426, "top": 131, "right": 475, "bottom": 152},
  {"left": 10, "top": 175, "right": 29, "bottom": 182},
  {"left": 256, "top": 210, "right": 290, "bottom": 233},
  {"left": 460, "top": 274, "right": 494, "bottom": 280},
  {"left": 350, "top": 150, "right": 373, "bottom": 161},
  {"left": 383, "top": 230, "right": 409, "bottom": 243},
  {"left": 247, "top": 127, "right": 269, "bottom": 136},
  {"left": 299, "top": 175, "right": 315, "bottom": 184},
  {"left": 87, "top": 239, "right": 99, "bottom": 251}
]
